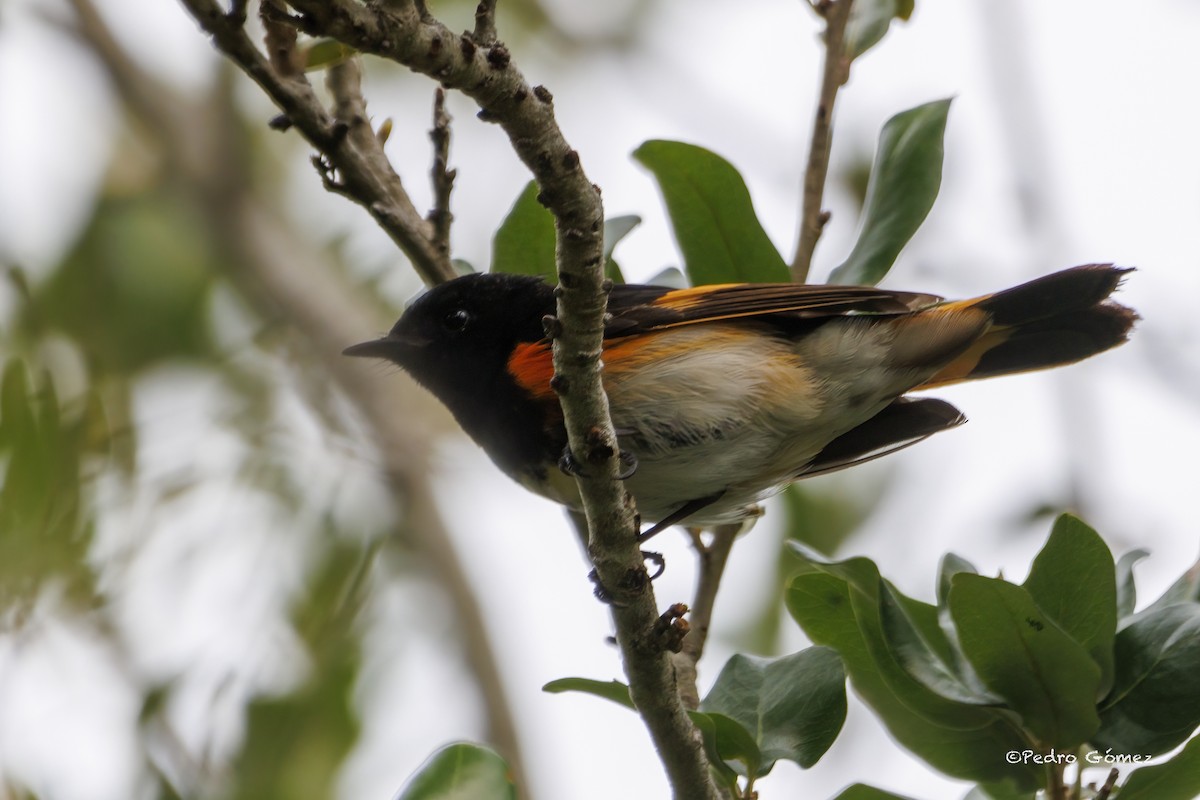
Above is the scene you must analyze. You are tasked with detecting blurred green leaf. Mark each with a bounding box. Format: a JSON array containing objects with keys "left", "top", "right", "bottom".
[
  {"left": 491, "top": 181, "right": 556, "bottom": 280},
  {"left": 961, "top": 783, "right": 1036, "bottom": 800},
  {"left": 397, "top": 743, "right": 517, "bottom": 800},
  {"left": 303, "top": 39, "right": 357, "bottom": 71},
  {"left": 783, "top": 482, "right": 870, "bottom": 556},
  {"left": 785, "top": 550, "right": 1040, "bottom": 789},
  {"left": 1022, "top": 514, "right": 1117, "bottom": 696},
  {"left": 844, "top": 0, "right": 912, "bottom": 61},
  {"left": 30, "top": 193, "right": 216, "bottom": 374},
  {"left": 949, "top": 574, "right": 1101, "bottom": 749},
  {"left": 451, "top": 258, "right": 477, "bottom": 276},
  {"left": 229, "top": 542, "right": 367, "bottom": 800},
  {"left": 1133, "top": 555, "right": 1200, "bottom": 623},
  {"left": 1114, "top": 733, "right": 1200, "bottom": 800},
  {"left": 937, "top": 553, "right": 978, "bottom": 608},
  {"left": 830, "top": 785, "right": 919, "bottom": 800},
  {"left": 1093, "top": 603, "right": 1200, "bottom": 756},
  {"left": 1116, "top": 548, "right": 1151, "bottom": 622},
  {"left": 699, "top": 648, "right": 846, "bottom": 772},
  {"left": 828, "top": 99, "right": 951, "bottom": 286},
  {"left": 542, "top": 677, "right": 635, "bottom": 710},
  {"left": 602, "top": 214, "right": 640, "bottom": 284},
  {"left": 738, "top": 485, "right": 870, "bottom": 655},
  {"left": 633, "top": 140, "right": 790, "bottom": 285},
  {"left": 0, "top": 360, "right": 100, "bottom": 612},
  {"left": 492, "top": 188, "right": 636, "bottom": 285},
  {"left": 231, "top": 654, "right": 360, "bottom": 800},
  {"left": 644, "top": 266, "right": 688, "bottom": 288}
]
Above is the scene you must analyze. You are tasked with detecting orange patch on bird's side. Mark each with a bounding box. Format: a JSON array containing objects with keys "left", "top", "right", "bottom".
[
  {"left": 507, "top": 342, "right": 556, "bottom": 399},
  {"left": 603, "top": 325, "right": 766, "bottom": 378}
]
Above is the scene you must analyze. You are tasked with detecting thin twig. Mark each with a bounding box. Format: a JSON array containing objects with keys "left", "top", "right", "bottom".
[
  {"left": 428, "top": 89, "right": 456, "bottom": 257},
  {"left": 1094, "top": 767, "right": 1119, "bottom": 800},
  {"left": 474, "top": 0, "right": 499, "bottom": 46},
  {"left": 177, "top": 0, "right": 721, "bottom": 794},
  {"left": 791, "top": 0, "right": 854, "bottom": 283},
  {"left": 266, "top": 2, "right": 721, "bottom": 796},
  {"left": 260, "top": 0, "right": 302, "bottom": 77},
  {"left": 672, "top": 524, "right": 739, "bottom": 709},
  {"left": 178, "top": 0, "right": 457, "bottom": 286}
]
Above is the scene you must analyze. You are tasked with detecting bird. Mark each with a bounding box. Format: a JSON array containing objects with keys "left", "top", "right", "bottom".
[{"left": 344, "top": 264, "right": 1136, "bottom": 536}]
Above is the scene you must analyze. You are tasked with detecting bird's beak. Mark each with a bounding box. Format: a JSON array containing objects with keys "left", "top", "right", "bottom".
[{"left": 342, "top": 331, "right": 428, "bottom": 360}]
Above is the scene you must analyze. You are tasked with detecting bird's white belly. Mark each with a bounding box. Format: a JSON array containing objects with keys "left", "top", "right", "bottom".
[{"left": 532, "top": 320, "right": 933, "bottom": 527}]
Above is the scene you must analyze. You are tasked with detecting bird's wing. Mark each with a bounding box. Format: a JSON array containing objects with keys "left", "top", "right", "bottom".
[{"left": 603, "top": 282, "right": 943, "bottom": 337}]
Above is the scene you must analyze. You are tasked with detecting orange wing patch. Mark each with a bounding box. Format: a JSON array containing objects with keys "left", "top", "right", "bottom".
[
  {"left": 507, "top": 341, "right": 556, "bottom": 400},
  {"left": 651, "top": 284, "right": 740, "bottom": 311}
]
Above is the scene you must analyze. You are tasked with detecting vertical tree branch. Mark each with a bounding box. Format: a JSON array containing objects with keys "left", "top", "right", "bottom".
[
  {"left": 178, "top": 1, "right": 722, "bottom": 796},
  {"left": 791, "top": 0, "right": 853, "bottom": 283}
]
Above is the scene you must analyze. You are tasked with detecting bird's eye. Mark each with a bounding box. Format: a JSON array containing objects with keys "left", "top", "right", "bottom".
[{"left": 442, "top": 309, "right": 471, "bottom": 332}]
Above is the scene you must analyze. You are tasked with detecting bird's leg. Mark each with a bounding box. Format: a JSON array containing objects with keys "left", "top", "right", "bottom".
[
  {"left": 558, "top": 444, "right": 639, "bottom": 480},
  {"left": 636, "top": 492, "right": 725, "bottom": 543}
]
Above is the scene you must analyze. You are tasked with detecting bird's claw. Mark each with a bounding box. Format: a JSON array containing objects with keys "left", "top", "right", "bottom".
[
  {"left": 558, "top": 445, "right": 638, "bottom": 480},
  {"left": 588, "top": 549, "right": 666, "bottom": 605}
]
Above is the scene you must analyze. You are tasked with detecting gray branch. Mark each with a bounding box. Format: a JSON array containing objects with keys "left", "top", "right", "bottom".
[{"left": 179, "top": 0, "right": 721, "bottom": 796}]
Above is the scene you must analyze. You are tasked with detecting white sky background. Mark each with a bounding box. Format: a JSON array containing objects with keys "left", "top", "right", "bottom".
[{"left": 2, "top": 0, "right": 1200, "bottom": 799}]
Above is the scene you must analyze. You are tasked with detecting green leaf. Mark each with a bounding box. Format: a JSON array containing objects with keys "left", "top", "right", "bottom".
[
  {"left": 644, "top": 266, "right": 688, "bottom": 288},
  {"left": 961, "top": 783, "right": 1037, "bottom": 800},
  {"left": 844, "top": 0, "right": 910, "bottom": 61},
  {"left": 949, "top": 574, "right": 1102, "bottom": 748},
  {"left": 1093, "top": 603, "right": 1200, "bottom": 756},
  {"left": 938, "top": 553, "right": 978, "bottom": 608},
  {"left": 699, "top": 647, "right": 847, "bottom": 771},
  {"left": 688, "top": 711, "right": 742, "bottom": 789},
  {"left": 603, "top": 214, "right": 640, "bottom": 284},
  {"left": 0, "top": 360, "right": 99, "bottom": 610},
  {"left": 451, "top": 258, "right": 477, "bottom": 276},
  {"left": 542, "top": 677, "right": 635, "bottom": 710},
  {"left": 1116, "top": 548, "right": 1151, "bottom": 621},
  {"left": 491, "top": 181, "right": 556, "bottom": 280},
  {"left": 31, "top": 191, "right": 216, "bottom": 373},
  {"left": 303, "top": 39, "right": 357, "bottom": 71},
  {"left": 1114, "top": 733, "right": 1200, "bottom": 800},
  {"left": 1134, "top": 556, "right": 1200, "bottom": 623},
  {"left": 785, "top": 550, "right": 1041, "bottom": 789},
  {"left": 1022, "top": 514, "right": 1117, "bottom": 696},
  {"left": 738, "top": 485, "right": 869, "bottom": 655},
  {"left": 878, "top": 581, "right": 1002, "bottom": 707},
  {"left": 690, "top": 710, "right": 763, "bottom": 776},
  {"left": 828, "top": 99, "right": 951, "bottom": 286},
  {"left": 633, "top": 140, "right": 790, "bottom": 285},
  {"left": 830, "top": 784, "right": 919, "bottom": 800},
  {"left": 397, "top": 743, "right": 517, "bottom": 800}
]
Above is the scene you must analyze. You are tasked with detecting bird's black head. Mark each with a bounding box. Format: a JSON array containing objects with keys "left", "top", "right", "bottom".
[{"left": 344, "top": 271, "right": 554, "bottom": 411}]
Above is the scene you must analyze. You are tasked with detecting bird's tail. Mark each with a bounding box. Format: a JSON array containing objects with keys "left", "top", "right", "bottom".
[{"left": 915, "top": 264, "right": 1138, "bottom": 390}]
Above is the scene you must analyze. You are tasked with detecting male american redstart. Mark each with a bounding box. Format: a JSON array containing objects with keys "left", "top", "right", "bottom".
[{"left": 344, "top": 264, "right": 1135, "bottom": 536}]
